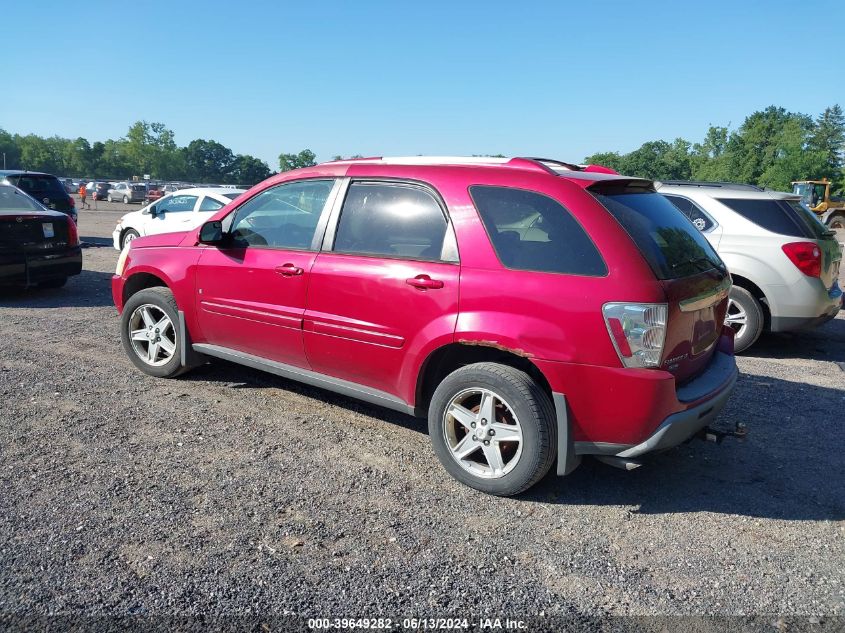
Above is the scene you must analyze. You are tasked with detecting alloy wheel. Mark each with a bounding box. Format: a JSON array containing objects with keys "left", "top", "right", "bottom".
[
  {"left": 442, "top": 388, "right": 523, "bottom": 479},
  {"left": 725, "top": 298, "right": 747, "bottom": 339},
  {"left": 127, "top": 304, "right": 177, "bottom": 366}
]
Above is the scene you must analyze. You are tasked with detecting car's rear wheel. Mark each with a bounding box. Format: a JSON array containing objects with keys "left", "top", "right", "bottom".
[
  {"left": 428, "top": 362, "right": 556, "bottom": 496},
  {"left": 828, "top": 212, "right": 845, "bottom": 230},
  {"left": 726, "top": 285, "right": 764, "bottom": 353},
  {"left": 122, "top": 195, "right": 129, "bottom": 204},
  {"left": 121, "top": 229, "right": 140, "bottom": 249},
  {"left": 120, "top": 287, "right": 189, "bottom": 378}
]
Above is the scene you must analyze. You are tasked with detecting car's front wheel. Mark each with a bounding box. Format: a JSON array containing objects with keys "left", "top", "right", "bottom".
[
  {"left": 120, "top": 287, "right": 189, "bottom": 378},
  {"left": 107, "top": 195, "right": 113, "bottom": 203},
  {"left": 726, "top": 285, "right": 764, "bottom": 353},
  {"left": 428, "top": 362, "right": 557, "bottom": 496},
  {"left": 121, "top": 229, "right": 140, "bottom": 249}
]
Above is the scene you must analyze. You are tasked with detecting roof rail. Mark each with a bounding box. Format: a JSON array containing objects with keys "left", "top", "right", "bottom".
[{"left": 660, "top": 180, "right": 764, "bottom": 191}]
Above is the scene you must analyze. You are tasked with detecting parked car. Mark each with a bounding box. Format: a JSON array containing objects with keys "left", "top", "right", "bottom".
[
  {"left": 112, "top": 187, "right": 246, "bottom": 249},
  {"left": 108, "top": 182, "right": 146, "bottom": 204},
  {"left": 0, "top": 170, "right": 77, "bottom": 223},
  {"left": 658, "top": 181, "right": 843, "bottom": 352},
  {"left": 112, "top": 156, "right": 738, "bottom": 496},
  {"left": 144, "top": 185, "right": 165, "bottom": 204},
  {"left": 0, "top": 184, "right": 82, "bottom": 288},
  {"left": 91, "top": 182, "right": 111, "bottom": 201}
]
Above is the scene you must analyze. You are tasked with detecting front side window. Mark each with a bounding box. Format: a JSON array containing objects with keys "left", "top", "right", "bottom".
[
  {"left": 333, "top": 182, "right": 448, "bottom": 260},
  {"left": 470, "top": 185, "right": 607, "bottom": 276},
  {"left": 662, "top": 194, "right": 716, "bottom": 232},
  {"left": 158, "top": 195, "right": 197, "bottom": 213},
  {"left": 199, "top": 196, "right": 226, "bottom": 212},
  {"left": 228, "top": 179, "right": 334, "bottom": 249}
]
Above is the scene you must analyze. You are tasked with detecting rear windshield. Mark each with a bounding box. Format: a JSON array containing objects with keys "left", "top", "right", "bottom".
[
  {"left": 223, "top": 192, "right": 242, "bottom": 200},
  {"left": 717, "top": 198, "right": 829, "bottom": 239},
  {"left": 595, "top": 191, "right": 725, "bottom": 280},
  {"left": 0, "top": 185, "right": 42, "bottom": 211},
  {"left": 6, "top": 174, "right": 67, "bottom": 196}
]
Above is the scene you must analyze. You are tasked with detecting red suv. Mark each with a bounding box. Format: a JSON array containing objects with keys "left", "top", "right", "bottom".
[{"left": 112, "top": 157, "right": 738, "bottom": 496}]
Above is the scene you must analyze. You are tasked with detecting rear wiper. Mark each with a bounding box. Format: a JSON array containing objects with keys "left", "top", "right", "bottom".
[{"left": 671, "top": 256, "right": 722, "bottom": 272}]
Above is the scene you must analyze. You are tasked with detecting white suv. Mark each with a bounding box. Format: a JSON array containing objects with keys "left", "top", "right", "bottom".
[{"left": 657, "top": 181, "right": 843, "bottom": 352}]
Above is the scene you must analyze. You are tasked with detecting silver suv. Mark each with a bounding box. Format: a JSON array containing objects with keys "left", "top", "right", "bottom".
[
  {"left": 657, "top": 181, "right": 843, "bottom": 352},
  {"left": 108, "top": 182, "right": 146, "bottom": 204}
]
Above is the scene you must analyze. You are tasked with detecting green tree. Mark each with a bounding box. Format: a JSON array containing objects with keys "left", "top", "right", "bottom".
[
  {"left": 0, "top": 128, "right": 21, "bottom": 169},
  {"left": 809, "top": 104, "right": 845, "bottom": 182},
  {"left": 278, "top": 149, "right": 316, "bottom": 172},
  {"left": 230, "top": 154, "right": 273, "bottom": 185},
  {"left": 183, "top": 139, "right": 235, "bottom": 182}
]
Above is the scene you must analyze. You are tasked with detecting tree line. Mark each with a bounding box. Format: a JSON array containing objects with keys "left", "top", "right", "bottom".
[
  {"left": 0, "top": 121, "right": 318, "bottom": 186},
  {"left": 2, "top": 104, "right": 843, "bottom": 190},
  {"left": 585, "top": 105, "right": 845, "bottom": 192}
]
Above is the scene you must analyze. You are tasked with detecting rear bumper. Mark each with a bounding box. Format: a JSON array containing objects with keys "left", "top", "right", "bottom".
[
  {"left": 537, "top": 338, "right": 738, "bottom": 457},
  {"left": 0, "top": 247, "right": 82, "bottom": 287},
  {"left": 615, "top": 356, "right": 737, "bottom": 458},
  {"left": 768, "top": 278, "right": 843, "bottom": 332}
]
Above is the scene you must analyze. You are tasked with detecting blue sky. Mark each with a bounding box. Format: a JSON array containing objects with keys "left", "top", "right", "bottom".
[{"left": 2, "top": 0, "right": 843, "bottom": 169}]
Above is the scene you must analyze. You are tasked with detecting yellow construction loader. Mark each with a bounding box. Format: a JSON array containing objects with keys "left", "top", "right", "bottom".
[{"left": 792, "top": 178, "right": 845, "bottom": 229}]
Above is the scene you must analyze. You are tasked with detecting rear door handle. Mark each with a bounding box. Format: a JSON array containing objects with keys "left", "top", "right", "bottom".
[
  {"left": 406, "top": 274, "right": 444, "bottom": 290},
  {"left": 275, "top": 263, "right": 304, "bottom": 276}
]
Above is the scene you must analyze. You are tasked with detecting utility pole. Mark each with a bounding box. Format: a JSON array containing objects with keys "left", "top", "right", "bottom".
[{"left": 2, "top": 153, "right": 5, "bottom": 169}]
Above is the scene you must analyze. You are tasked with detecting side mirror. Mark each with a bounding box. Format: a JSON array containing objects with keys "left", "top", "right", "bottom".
[{"left": 199, "top": 220, "right": 225, "bottom": 245}]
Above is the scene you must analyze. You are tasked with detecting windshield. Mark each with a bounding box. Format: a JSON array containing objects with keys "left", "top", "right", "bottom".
[
  {"left": 0, "top": 185, "right": 43, "bottom": 211},
  {"left": 595, "top": 191, "right": 725, "bottom": 280}
]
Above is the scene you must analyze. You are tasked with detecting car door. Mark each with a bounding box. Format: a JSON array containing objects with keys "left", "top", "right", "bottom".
[
  {"left": 144, "top": 193, "right": 198, "bottom": 236},
  {"left": 303, "top": 180, "right": 460, "bottom": 397},
  {"left": 195, "top": 195, "right": 228, "bottom": 228},
  {"left": 194, "top": 179, "right": 339, "bottom": 367}
]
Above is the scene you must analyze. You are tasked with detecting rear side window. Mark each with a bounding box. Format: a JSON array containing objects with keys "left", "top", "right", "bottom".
[
  {"left": 7, "top": 174, "right": 66, "bottom": 196},
  {"left": 662, "top": 194, "right": 716, "bottom": 232},
  {"left": 595, "top": 191, "right": 723, "bottom": 280},
  {"left": 718, "top": 198, "right": 824, "bottom": 239},
  {"left": 199, "top": 196, "right": 226, "bottom": 212},
  {"left": 469, "top": 186, "right": 606, "bottom": 276},
  {"left": 334, "top": 182, "right": 448, "bottom": 260}
]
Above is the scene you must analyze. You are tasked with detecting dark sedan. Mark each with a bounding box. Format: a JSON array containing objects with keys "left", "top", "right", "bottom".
[
  {"left": 92, "top": 182, "right": 111, "bottom": 201},
  {"left": 0, "top": 184, "right": 82, "bottom": 288}
]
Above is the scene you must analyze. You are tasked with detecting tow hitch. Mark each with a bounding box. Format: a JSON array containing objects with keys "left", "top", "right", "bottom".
[{"left": 697, "top": 422, "right": 748, "bottom": 444}]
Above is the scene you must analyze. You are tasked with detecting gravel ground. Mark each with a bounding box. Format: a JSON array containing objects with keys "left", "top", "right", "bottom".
[{"left": 0, "top": 207, "right": 843, "bottom": 627}]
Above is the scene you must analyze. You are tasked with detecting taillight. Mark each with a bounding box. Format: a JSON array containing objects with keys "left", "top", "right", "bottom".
[
  {"left": 67, "top": 217, "right": 79, "bottom": 245},
  {"left": 602, "top": 303, "right": 668, "bottom": 368},
  {"left": 782, "top": 242, "right": 821, "bottom": 277}
]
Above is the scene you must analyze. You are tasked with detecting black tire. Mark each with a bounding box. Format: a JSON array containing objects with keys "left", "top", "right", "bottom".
[
  {"left": 122, "top": 195, "right": 129, "bottom": 204},
  {"left": 120, "top": 286, "right": 191, "bottom": 378},
  {"left": 727, "top": 285, "right": 764, "bottom": 353},
  {"left": 121, "top": 229, "right": 140, "bottom": 249},
  {"left": 428, "top": 362, "right": 557, "bottom": 496},
  {"left": 107, "top": 195, "right": 113, "bottom": 203},
  {"left": 827, "top": 212, "right": 845, "bottom": 231},
  {"left": 39, "top": 277, "right": 67, "bottom": 289}
]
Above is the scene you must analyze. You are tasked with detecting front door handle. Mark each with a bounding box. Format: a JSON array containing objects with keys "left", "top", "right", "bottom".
[
  {"left": 406, "top": 274, "right": 444, "bottom": 290},
  {"left": 275, "top": 263, "right": 304, "bottom": 276}
]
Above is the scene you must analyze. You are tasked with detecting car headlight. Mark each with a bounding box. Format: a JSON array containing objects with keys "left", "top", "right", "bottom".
[{"left": 115, "top": 243, "right": 131, "bottom": 276}]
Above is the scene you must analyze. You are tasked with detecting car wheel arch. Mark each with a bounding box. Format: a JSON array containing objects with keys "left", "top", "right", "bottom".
[
  {"left": 729, "top": 273, "right": 771, "bottom": 330},
  {"left": 413, "top": 342, "right": 554, "bottom": 418},
  {"left": 122, "top": 271, "right": 169, "bottom": 307}
]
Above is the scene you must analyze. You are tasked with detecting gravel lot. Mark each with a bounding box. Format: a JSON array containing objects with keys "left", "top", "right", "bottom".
[{"left": 0, "top": 204, "right": 843, "bottom": 626}]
